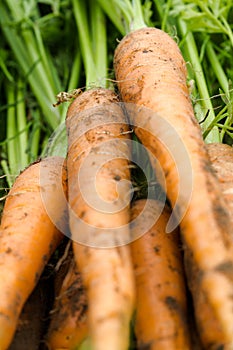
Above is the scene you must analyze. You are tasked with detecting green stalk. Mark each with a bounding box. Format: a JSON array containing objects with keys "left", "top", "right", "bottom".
[
  {"left": 204, "top": 37, "right": 233, "bottom": 141},
  {"left": 97, "top": 0, "right": 135, "bottom": 35},
  {"left": 2, "top": 79, "right": 34, "bottom": 186},
  {"left": 72, "top": 0, "right": 109, "bottom": 88},
  {"left": 45, "top": 0, "right": 108, "bottom": 157},
  {"left": 6, "top": 82, "right": 18, "bottom": 186},
  {"left": 177, "top": 19, "right": 220, "bottom": 143},
  {"left": 32, "top": 20, "right": 61, "bottom": 93},
  {"left": 0, "top": 54, "right": 14, "bottom": 82},
  {"left": 221, "top": 16, "right": 233, "bottom": 48},
  {"left": 98, "top": 0, "right": 148, "bottom": 35},
  {"left": 4, "top": 0, "right": 23, "bottom": 21},
  {"left": 90, "top": 0, "right": 107, "bottom": 87},
  {"left": 16, "top": 79, "right": 29, "bottom": 170},
  {"left": 72, "top": 0, "right": 97, "bottom": 87},
  {"left": 96, "top": 0, "right": 125, "bottom": 35},
  {"left": 67, "top": 51, "right": 82, "bottom": 92},
  {"left": 28, "top": 109, "right": 41, "bottom": 162},
  {"left": 1, "top": 160, "right": 12, "bottom": 189},
  {"left": 160, "top": 0, "right": 172, "bottom": 32},
  {"left": 0, "top": 1, "right": 61, "bottom": 130},
  {"left": 59, "top": 50, "right": 82, "bottom": 123},
  {"left": 205, "top": 39, "right": 229, "bottom": 93},
  {"left": 13, "top": 26, "right": 57, "bottom": 110},
  {"left": 131, "top": 0, "right": 146, "bottom": 31}
]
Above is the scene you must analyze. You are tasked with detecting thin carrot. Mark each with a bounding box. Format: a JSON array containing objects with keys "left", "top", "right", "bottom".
[
  {"left": 130, "top": 199, "right": 192, "bottom": 350},
  {"left": 46, "top": 254, "right": 88, "bottom": 350},
  {"left": 66, "top": 88, "right": 135, "bottom": 350},
  {"left": 114, "top": 27, "right": 233, "bottom": 348},
  {"left": 0, "top": 156, "right": 67, "bottom": 350}
]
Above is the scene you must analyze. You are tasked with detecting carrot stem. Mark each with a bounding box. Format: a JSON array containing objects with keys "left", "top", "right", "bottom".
[
  {"left": 205, "top": 40, "right": 229, "bottom": 94},
  {"left": 97, "top": 0, "right": 134, "bottom": 35},
  {"left": 130, "top": 0, "right": 146, "bottom": 32},
  {"left": 90, "top": 0, "right": 108, "bottom": 87},
  {"left": 45, "top": 0, "right": 109, "bottom": 158},
  {"left": 72, "top": 0, "right": 97, "bottom": 88},
  {"left": 204, "top": 38, "right": 232, "bottom": 141},
  {"left": 28, "top": 109, "right": 41, "bottom": 162},
  {"left": 5, "top": 82, "right": 18, "bottom": 186},
  {"left": 67, "top": 51, "right": 82, "bottom": 92},
  {"left": 72, "top": 0, "right": 108, "bottom": 88},
  {"left": 16, "top": 79, "right": 29, "bottom": 171},
  {"left": 177, "top": 18, "right": 220, "bottom": 143},
  {"left": 0, "top": 1, "right": 61, "bottom": 130},
  {"left": 96, "top": 0, "right": 125, "bottom": 35}
]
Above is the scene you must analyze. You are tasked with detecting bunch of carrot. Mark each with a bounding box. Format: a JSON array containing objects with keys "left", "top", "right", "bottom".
[{"left": 1, "top": 16, "right": 233, "bottom": 350}]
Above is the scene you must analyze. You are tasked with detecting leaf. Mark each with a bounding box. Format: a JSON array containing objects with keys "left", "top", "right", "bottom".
[
  {"left": 142, "top": 0, "right": 153, "bottom": 26},
  {"left": 0, "top": 50, "right": 14, "bottom": 81}
]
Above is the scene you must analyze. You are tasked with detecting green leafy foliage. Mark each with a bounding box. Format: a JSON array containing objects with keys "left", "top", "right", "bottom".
[
  {"left": 0, "top": 1, "right": 233, "bottom": 347},
  {"left": 1, "top": 0, "right": 233, "bottom": 185}
]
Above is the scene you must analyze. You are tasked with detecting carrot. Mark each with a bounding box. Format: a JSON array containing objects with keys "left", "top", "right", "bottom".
[
  {"left": 46, "top": 254, "right": 88, "bottom": 350},
  {"left": 0, "top": 156, "right": 67, "bottom": 350},
  {"left": 130, "top": 199, "right": 192, "bottom": 350},
  {"left": 207, "top": 142, "right": 233, "bottom": 230},
  {"left": 114, "top": 27, "right": 233, "bottom": 348},
  {"left": 9, "top": 266, "right": 53, "bottom": 350},
  {"left": 66, "top": 88, "right": 135, "bottom": 350}
]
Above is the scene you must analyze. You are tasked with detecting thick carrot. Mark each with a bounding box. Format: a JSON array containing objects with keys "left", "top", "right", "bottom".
[
  {"left": 207, "top": 142, "right": 233, "bottom": 229},
  {"left": 9, "top": 267, "right": 53, "bottom": 350},
  {"left": 0, "top": 156, "right": 67, "bottom": 350},
  {"left": 114, "top": 27, "right": 233, "bottom": 348},
  {"left": 130, "top": 199, "right": 192, "bottom": 350},
  {"left": 66, "top": 88, "right": 135, "bottom": 350},
  {"left": 46, "top": 255, "right": 88, "bottom": 350}
]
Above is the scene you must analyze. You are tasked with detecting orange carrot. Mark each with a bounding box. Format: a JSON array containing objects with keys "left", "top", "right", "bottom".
[
  {"left": 66, "top": 88, "right": 135, "bottom": 350},
  {"left": 46, "top": 254, "right": 88, "bottom": 350},
  {"left": 207, "top": 142, "right": 233, "bottom": 230},
  {"left": 114, "top": 27, "right": 233, "bottom": 348},
  {"left": 9, "top": 266, "right": 53, "bottom": 350},
  {"left": 130, "top": 199, "right": 192, "bottom": 350},
  {"left": 0, "top": 156, "right": 67, "bottom": 349},
  {"left": 66, "top": 89, "right": 134, "bottom": 350}
]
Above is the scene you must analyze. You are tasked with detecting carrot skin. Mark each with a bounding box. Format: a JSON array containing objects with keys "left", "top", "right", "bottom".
[
  {"left": 130, "top": 199, "right": 192, "bottom": 350},
  {"left": 207, "top": 142, "right": 233, "bottom": 231},
  {"left": 0, "top": 156, "right": 67, "bottom": 349},
  {"left": 73, "top": 242, "right": 135, "bottom": 350},
  {"left": 9, "top": 269, "right": 53, "bottom": 350},
  {"left": 66, "top": 88, "right": 135, "bottom": 350},
  {"left": 46, "top": 255, "right": 88, "bottom": 350},
  {"left": 114, "top": 27, "right": 233, "bottom": 348}
]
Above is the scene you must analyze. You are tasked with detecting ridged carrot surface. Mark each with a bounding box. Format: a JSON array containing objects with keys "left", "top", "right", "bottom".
[
  {"left": 130, "top": 199, "right": 192, "bottom": 350},
  {"left": 207, "top": 142, "right": 233, "bottom": 230},
  {"left": 0, "top": 156, "right": 67, "bottom": 349},
  {"left": 46, "top": 257, "right": 88, "bottom": 349},
  {"left": 114, "top": 27, "right": 233, "bottom": 348},
  {"left": 66, "top": 88, "right": 135, "bottom": 350}
]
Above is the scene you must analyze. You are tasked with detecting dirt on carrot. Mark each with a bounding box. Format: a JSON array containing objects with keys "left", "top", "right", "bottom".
[
  {"left": 114, "top": 27, "right": 233, "bottom": 348},
  {"left": 9, "top": 264, "right": 54, "bottom": 350},
  {"left": 66, "top": 88, "right": 135, "bottom": 350},
  {"left": 0, "top": 156, "right": 68, "bottom": 350},
  {"left": 46, "top": 248, "right": 88, "bottom": 350},
  {"left": 207, "top": 142, "right": 233, "bottom": 232},
  {"left": 130, "top": 199, "right": 193, "bottom": 350}
]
